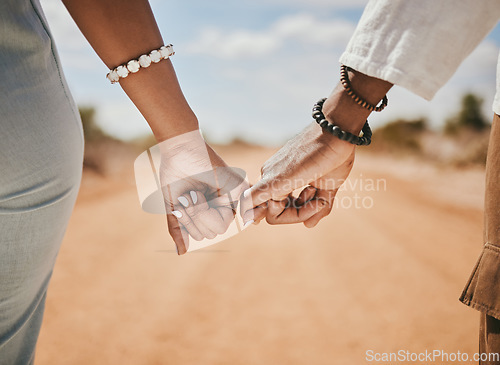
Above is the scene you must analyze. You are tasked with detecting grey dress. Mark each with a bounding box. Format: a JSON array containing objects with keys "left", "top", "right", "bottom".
[{"left": 0, "top": 0, "right": 83, "bottom": 363}]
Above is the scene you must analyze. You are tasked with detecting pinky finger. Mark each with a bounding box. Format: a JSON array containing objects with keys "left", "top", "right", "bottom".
[
  {"left": 303, "top": 189, "right": 337, "bottom": 228},
  {"left": 242, "top": 203, "right": 267, "bottom": 226}
]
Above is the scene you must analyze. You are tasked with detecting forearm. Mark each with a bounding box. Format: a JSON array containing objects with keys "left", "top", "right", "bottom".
[
  {"left": 322, "top": 68, "right": 392, "bottom": 134},
  {"left": 62, "top": 0, "right": 198, "bottom": 141}
]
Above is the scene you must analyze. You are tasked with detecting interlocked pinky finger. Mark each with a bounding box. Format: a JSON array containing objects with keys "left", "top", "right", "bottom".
[
  {"left": 242, "top": 203, "right": 267, "bottom": 227},
  {"left": 303, "top": 189, "right": 337, "bottom": 228},
  {"left": 295, "top": 186, "right": 317, "bottom": 206}
]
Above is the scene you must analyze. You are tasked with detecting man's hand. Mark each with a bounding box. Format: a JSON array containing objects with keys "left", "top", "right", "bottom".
[
  {"left": 240, "top": 122, "right": 355, "bottom": 227},
  {"left": 241, "top": 68, "right": 392, "bottom": 227}
]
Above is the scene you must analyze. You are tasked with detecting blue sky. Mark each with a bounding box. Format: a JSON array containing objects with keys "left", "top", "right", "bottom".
[{"left": 40, "top": 0, "right": 500, "bottom": 146}]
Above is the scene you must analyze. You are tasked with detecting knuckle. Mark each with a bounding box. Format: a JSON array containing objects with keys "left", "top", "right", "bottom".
[
  {"left": 180, "top": 220, "right": 192, "bottom": 228},
  {"left": 185, "top": 206, "right": 196, "bottom": 216}
]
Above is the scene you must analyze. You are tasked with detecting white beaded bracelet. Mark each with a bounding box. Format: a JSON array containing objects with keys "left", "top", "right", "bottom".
[{"left": 106, "top": 44, "right": 175, "bottom": 84}]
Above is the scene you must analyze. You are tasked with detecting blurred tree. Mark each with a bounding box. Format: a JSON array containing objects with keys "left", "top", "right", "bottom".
[
  {"left": 79, "top": 106, "right": 115, "bottom": 173},
  {"left": 373, "top": 118, "right": 428, "bottom": 152},
  {"left": 79, "top": 106, "right": 108, "bottom": 142},
  {"left": 445, "top": 93, "right": 489, "bottom": 134}
]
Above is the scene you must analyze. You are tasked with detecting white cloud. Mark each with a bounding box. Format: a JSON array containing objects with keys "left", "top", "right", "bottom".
[
  {"left": 251, "top": 0, "right": 369, "bottom": 9},
  {"left": 272, "top": 14, "right": 356, "bottom": 46},
  {"left": 186, "top": 27, "right": 279, "bottom": 59},
  {"left": 186, "top": 13, "right": 356, "bottom": 59},
  {"left": 450, "top": 39, "right": 499, "bottom": 86}
]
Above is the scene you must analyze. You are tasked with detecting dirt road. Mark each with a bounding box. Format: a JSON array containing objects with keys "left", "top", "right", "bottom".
[{"left": 36, "top": 146, "right": 485, "bottom": 365}]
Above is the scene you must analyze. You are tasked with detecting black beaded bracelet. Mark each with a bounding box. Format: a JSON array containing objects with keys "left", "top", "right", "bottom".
[
  {"left": 340, "top": 65, "right": 388, "bottom": 112},
  {"left": 312, "top": 98, "right": 372, "bottom": 146}
]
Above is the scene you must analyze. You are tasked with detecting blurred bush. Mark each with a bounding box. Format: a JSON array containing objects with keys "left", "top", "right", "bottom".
[
  {"left": 370, "top": 118, "right": 428, "bottom": 154},
  {"left": 79, "top": 106, "right": 137, "bottom": 175},
  {"left": 79, "top": 106, "right": 109, "bottom": 143},
  {"left": 130, "top": 134, "right": 157, "bottom": 151},
  {"left": 445, "top": 93, "right": 489, "bottom": 135},
  {"left": 443, "top": 93, "right": 490, "bottom": 166},
  {"left": 368, "top": 93, "right": 491, "bottom": 167}
]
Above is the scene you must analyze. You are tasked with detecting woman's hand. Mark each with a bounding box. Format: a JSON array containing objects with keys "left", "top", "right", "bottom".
[{"left": 157, "top": 130, "right": 247, "bottom": 254}]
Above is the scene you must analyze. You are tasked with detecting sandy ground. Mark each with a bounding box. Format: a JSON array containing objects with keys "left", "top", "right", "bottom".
[{"left": 35, "top": 145, "right": 486, "bottom": 365}]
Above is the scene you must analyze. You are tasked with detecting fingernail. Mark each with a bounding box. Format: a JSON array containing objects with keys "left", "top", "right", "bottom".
[
  {"left": 178, "top": 196, "right": 189, "bottom": 207},
  {"left": 172, "top": 210, "right": 183, "bottom": 218},
  {"left": 243, "top": 188, "right": 252, "bottom": 198},
  {"left": 190, "top": 191, "right": 198, "bottom": 204},
  {"left": 243, "top": 220, "right": 254, "bottom": 228}
]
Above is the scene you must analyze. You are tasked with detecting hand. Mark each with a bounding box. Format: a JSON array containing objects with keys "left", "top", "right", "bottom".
[
  {"left": 241, "top": 121, "right": 355, "bottom": 227},
  {"left": 157, "top": 130, "right": 247, "bottom": 254},
  {"left": 240, "top": 69, "right": 392, "bottom": 227}
]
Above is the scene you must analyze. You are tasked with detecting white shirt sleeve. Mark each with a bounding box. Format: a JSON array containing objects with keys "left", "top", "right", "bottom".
[{"left": 340, "top": 0, "right": 500, "bottom": 102}]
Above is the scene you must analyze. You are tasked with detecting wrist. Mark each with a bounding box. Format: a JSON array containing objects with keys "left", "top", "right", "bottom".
[
  {"left": 118, "top": 60, "right": 200, "bottom": 141},
  {"left": 151, "top": 112, "right": 199, "bottom": 142},
  {"left": 158, "top": 128, "right": 204, "bottom": 153},
  {"left": 322, "top": 67, "right": 392, "bottom": 135}
]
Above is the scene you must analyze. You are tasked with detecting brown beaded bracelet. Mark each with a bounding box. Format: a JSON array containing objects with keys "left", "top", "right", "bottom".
[
  {"left": 340, "top": 65, "right": 388, "bottom": 112},
  {"left": 312, "top": 98, "right": 372, "bottom": 146}
]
